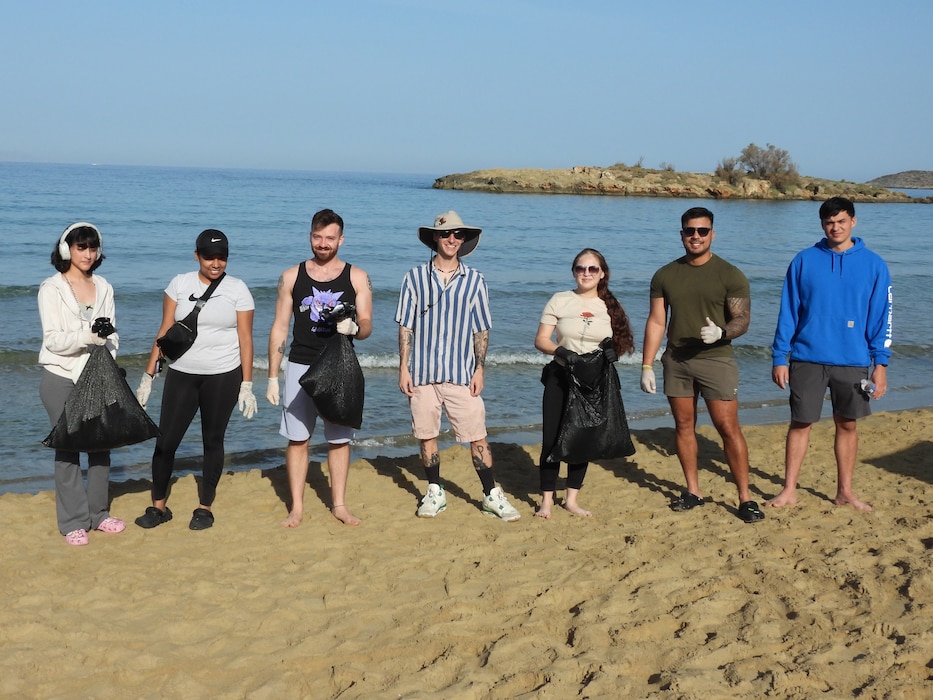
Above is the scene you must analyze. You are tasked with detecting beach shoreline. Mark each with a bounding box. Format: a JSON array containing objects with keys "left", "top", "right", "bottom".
[{"left": 4, "top": 407, "right": 932, "bottom": 698}]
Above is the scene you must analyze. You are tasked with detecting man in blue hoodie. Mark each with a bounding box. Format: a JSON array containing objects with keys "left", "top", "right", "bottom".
[{"left": 769, "top": 197, "right": 892, "bottom": 511}]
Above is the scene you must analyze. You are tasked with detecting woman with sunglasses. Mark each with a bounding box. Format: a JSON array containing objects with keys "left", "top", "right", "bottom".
[
  {"left": 39, "top": 222, "right": 125, "bottom": 545},
  {"left": 534, "top": 248, "right": 634, "bottom": 518},
  {"left": 134, "top": 229, "right": 256, "bottom": 531}
]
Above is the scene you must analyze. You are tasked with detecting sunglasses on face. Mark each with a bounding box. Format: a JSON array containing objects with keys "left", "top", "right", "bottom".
[
  {"left": 681, "top": 227, "right": 712, "bottom": 237},
  {"left": 573, "top": 265, "right": 601, "bottom": 275},
  {"left": 437, "top": 230, "right": 466, "bottom": 240}
]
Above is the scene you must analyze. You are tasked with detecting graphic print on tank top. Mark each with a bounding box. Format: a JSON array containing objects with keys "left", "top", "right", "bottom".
[{"left": 300, "top": 287, "right": 345, "bottom": 334}]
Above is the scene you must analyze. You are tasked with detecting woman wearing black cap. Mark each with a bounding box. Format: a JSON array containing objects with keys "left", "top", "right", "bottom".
[{"left": 134, "top": 229, "right": 256, "bottom": 531}]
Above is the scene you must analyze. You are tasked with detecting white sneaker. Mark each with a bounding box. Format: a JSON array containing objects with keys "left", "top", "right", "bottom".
[
  {"left": 482, "top": 487, "right": 521, "bottom": 522},
  {"left": 417, "top": 483, "right": 447, "bottom": 517}
]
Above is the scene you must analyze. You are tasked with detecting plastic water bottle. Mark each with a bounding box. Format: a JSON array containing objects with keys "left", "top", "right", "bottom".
[{"left": 859, "top": 379, "right": 875, "bottom": 396}]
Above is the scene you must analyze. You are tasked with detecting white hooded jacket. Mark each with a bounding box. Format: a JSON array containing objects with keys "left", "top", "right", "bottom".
[{"left": 38, "top": 272, "right": 119, "bottom": 381}]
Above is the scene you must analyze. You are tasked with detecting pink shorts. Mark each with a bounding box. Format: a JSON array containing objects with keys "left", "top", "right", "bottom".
[{"left": 410, "top": 383, "right": 487, "bottom": 443}]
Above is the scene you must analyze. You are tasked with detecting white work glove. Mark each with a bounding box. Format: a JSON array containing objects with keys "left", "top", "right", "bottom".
[
  {"left": 136, "top": 373, "right": 153, "bottom": 408},
  {"left": 266, "top": 377, "right": 280, "bottom": 406},
  {"left": 336, "top": 318, "right": 359, "bottom": 336},
  {"left": 80, "top": 329, "right": 108, "bottom": 347},
  {"left": 640, "top": 367, "right": 657, "bottom": 394},
  {"left": 238, "top": 381, "right": 258, "bottom": 419},
  {"left": 700, "top": 317, "right": 724, "bottom": 344}
]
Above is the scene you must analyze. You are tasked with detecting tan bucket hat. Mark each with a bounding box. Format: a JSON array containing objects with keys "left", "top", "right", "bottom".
[{"left": 417, "top": 210, "right": 482, "bottom": 257}]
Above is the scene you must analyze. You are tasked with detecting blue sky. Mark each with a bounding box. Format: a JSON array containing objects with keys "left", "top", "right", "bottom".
[{"left": 2, "top": 1, "right": 929, "bottom": 181}]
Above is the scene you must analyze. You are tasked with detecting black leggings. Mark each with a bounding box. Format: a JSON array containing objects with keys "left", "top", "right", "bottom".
[
  {"left": 150, "top": 366, "right": 241, "bottom": 505},
  {"left": 539, "top": 361, "right": 588, "bottom": 492}
]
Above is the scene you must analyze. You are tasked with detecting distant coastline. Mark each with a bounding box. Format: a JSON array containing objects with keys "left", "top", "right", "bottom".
[
  {"left": 867, "top": 170, "right": 933, "bottom": 189},
  {"left": 433, "top": 165, "right": 933, "bottom": 203}
]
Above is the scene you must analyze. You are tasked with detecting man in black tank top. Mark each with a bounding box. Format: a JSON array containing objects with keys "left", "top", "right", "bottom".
[{"left": 266, "top": 209, "right": 373, "bottom": 528}]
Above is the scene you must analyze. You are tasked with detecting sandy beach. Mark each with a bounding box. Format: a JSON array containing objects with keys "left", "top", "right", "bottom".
[{"left": 3, "top": 408, "right": 932, "bottom": 698}]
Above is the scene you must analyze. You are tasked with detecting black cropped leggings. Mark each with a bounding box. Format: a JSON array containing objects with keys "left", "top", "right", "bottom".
[
  {"left": 150, "top": 366, "right": 241, "bottom": 505},
  {"left": 538, "top": 361, "right": 588, "bottom": 492}
]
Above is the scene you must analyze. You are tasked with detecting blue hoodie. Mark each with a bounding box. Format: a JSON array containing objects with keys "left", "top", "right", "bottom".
[{"left": 772, "top": 237, "right": 892, "bottom": 367}]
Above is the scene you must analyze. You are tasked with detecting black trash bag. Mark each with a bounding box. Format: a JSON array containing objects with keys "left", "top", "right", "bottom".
[
  {"left": 299, "top": 335, "right": 365, "bottom": 429},
  {"left": 43, "top": 345, "right": 161, "bottom": 452},
  {"left": 548, "top": 348, "right": 635, "bottom": 463}
]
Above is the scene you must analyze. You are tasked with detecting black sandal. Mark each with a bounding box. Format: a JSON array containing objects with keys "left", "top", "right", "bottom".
[
  {"left": 134, "top": 506, "right": 173, "bottom": 529},
  {"left": 189, "top": 508, "right": 214, "bottom": 531},
  {"left": 738, "top": 500, "right": 765, "bottom": 523},
  {"left": 669, "top": 492, "right": 705, "bottom": 512}
]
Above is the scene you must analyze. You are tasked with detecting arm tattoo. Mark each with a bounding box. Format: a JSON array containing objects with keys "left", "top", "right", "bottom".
[
  {"left": 473, "top": 330, "right": 488, "bottom": 367},
  {"left": 724, "top": 297, "right": 751, "bottom": 338},
  {"left": 398, "top": 327, "right": 413, "bottom": 364},
  {"left": 275, "top": 341, "right": 286, "bottom": 356},
  {"left": 277, "top": 274, "right": 285, "bottom": 291}
]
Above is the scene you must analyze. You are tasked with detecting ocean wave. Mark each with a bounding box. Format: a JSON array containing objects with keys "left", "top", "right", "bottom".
[
  {"left": 3, "top": 344, "right": 932, "bottom": 370},
  {"left": 0, "top": 285, "right": 40, "bottom": 299}
]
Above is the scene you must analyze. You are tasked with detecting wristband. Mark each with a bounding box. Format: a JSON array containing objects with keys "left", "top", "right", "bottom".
[
  {"left": 641, "top": 364, "right": 653, "bottom": 370},
  {"left": 719, "top": 326, "right": 728, "bottom": 340}
]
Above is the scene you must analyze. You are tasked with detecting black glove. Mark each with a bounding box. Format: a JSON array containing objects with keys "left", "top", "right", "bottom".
[
  {"left": 554, "top": 346, "right": 580, "bottom": 365},
  {"left": 91, "top": 317, "right": 116, "bottom": 338},
  {"left": 600, "top": 337, "right": 618, "bottom": 363}
]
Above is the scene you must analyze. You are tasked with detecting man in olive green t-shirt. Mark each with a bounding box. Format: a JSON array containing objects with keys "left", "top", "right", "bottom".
[{"left": 640, "top": 206, "right": 764, "bottom": 523}]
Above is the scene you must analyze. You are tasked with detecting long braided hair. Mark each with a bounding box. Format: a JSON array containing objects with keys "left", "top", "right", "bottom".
[{"left": 572, "top": 248, "right": 634, "bottom": 356}]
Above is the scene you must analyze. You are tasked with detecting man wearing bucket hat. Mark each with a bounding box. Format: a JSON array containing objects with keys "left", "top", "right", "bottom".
[{"left": 396, "top": 211, "right": 520, "bottom": 521}]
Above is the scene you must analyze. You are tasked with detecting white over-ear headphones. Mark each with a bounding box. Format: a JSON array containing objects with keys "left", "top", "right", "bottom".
[{"left": 58, "top": 222, "right": 103, "bottom": 261}]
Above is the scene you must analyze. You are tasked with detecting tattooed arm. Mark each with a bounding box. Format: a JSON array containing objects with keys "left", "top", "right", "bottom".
[
  {"left": 349, "top": 266, "right": 373, "bottom": 340},
  {"left": 470, "top": 329, "right": 489, "bottom": 397},
  {"left": 723, "top": 296, "right": 751, "bottom": 340},
  {"left": 268, "top": 266, "right": 298, "bottom": 380},
  {"left": 398, "top": 326, "right": 415, "bottom": 397}
]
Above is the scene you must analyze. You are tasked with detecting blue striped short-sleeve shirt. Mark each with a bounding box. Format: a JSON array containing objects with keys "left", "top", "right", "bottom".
[{"left": 396, "top": 261, "right": 492, "bottom": 386}]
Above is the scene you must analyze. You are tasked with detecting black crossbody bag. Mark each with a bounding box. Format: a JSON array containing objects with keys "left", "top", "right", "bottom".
[{"left": 156, "top": 273, "right": 225, "bottom": 361}]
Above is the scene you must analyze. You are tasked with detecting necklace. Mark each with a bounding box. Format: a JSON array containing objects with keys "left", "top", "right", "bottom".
[
  {"left": 433, "top": 264, "right": 459, "bottom": 273},
  {"left": 64, "top": 275, "right": 95, "bottom": 320}
]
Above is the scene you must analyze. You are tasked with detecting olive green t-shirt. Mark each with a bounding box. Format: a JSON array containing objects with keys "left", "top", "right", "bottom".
[{"left": 649, "top": 254, "right": 749, "bottom": 359}]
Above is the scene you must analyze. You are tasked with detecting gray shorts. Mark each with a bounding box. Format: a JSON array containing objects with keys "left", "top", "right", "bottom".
[
  {"left": 661, "top": 350, "right": 739, "bottom": 401},
  {"left": 788, "top": 361, "right": 871, "bottom": 423},
  {"left": 279, "top": 360, "right": 354, "bottom": 444}
]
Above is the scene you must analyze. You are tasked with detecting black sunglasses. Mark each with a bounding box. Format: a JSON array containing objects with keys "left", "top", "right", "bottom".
[
  {"left": 681, "top": 227, "right": 712, "bottom": 237},
  {"left": 437, "top": 230, "right": 466, "bottom": 240}
]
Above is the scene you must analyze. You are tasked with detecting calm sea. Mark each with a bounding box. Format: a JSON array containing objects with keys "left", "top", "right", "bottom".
[{"left": 3, "top": 163, "right": 931, "bottom": 494}]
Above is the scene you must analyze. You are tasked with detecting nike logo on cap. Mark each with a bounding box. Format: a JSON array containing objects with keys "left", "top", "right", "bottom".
[{"left": 211, "top": 237, "right": 222, "bottom": 242}]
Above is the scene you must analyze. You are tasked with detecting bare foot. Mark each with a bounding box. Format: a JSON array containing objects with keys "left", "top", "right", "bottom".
[
  {"left": 765, "top": 490, "right": 798, "bottom": 508},
  {"left": 279, "top": 510, "right": 303, "bottom": 528},
  {"left": 562, "top": 503, "right": 592, "bottom": 517},
  {"left": 834, "top": 493, "right": 873, "bottom": 512},
  {"left": 331, "top": 505, "right": 361, "bottom": 526},
  {"left": 534, "top": 506, "right": 552, "bottom": 519}
]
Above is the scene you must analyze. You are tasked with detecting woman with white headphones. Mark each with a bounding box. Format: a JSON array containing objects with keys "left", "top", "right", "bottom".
[{"left": 38, "top": 222, "right": 125, "bottom": 546}]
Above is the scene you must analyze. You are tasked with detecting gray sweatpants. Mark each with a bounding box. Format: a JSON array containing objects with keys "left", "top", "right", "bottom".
[{"left": 40, "top": 370, "right": 112, "bottom": 535}]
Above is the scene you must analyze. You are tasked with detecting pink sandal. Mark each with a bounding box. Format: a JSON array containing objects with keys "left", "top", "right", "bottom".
[
  {"left": 95, "top": 517, "right": 126, "bottom": 534},
  {"left": 65, "top": 529, "right": 89, "bottom": 546}
]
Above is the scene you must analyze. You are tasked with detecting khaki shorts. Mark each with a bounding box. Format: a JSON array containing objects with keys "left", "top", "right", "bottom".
[
  {"left": 410, "top": 382, "right": 487, "bottom": 442},
  {"left": 789, "top": 361, "right": 871, "bottom": 423},
  {"left": 662, "top": 350, "right": 739, "bottom": 401}
]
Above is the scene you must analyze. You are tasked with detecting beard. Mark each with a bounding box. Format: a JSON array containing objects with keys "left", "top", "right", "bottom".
[{"left": 312, "top": 246, "right": 337, "bottom": 263}]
